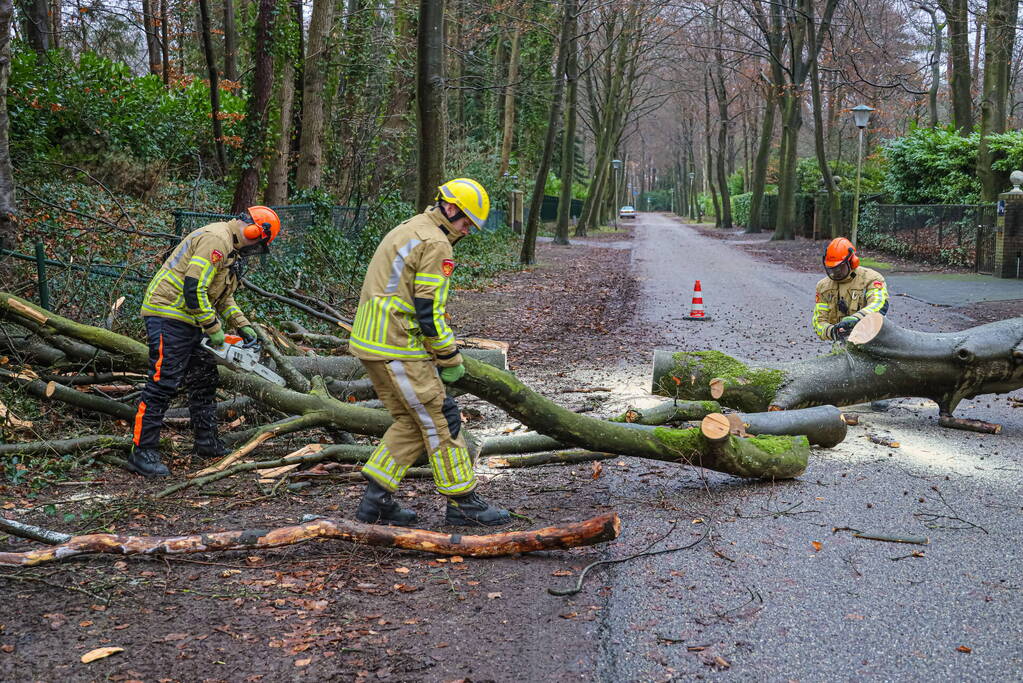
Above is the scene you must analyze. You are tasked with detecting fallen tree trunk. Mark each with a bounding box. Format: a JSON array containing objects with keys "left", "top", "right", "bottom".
[
  {"left": 0, "top": 512, "right": 621, "bottom": 566},
  {"left": 481, "top": 404, "right": 847, "bottom": 454},
  {"left": 0, "top": 435, "right": 132, "bottom": 457},
  {"left": 457, "top": 358, "right": 810, "bottom": 479},
  {"left": 651, "top": 313, "right": 1023, "bottom": 422}
]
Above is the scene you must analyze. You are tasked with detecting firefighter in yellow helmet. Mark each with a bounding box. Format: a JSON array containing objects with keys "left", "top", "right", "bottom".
[
  {"left": 128, "top": 206, "right": 282, "bottom": 477},
  {"left": 349, "top": 178, "right": 511, "bottom": 527},
  {"left": 813, "top": 237, "right": 890, "bottom": 342}
]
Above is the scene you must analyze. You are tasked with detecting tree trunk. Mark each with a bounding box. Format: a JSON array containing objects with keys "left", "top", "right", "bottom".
[
  {"left": 294, "top": 0, "right": 334, "bottom": 190},
  {"left": 746, "top": 81, "right": 775, "bottom": 233},
  {"left": 651, "top": 313, "right": 1023, "bottom": 424},
  {"left": 520, "top": 0, "right": 574, "bottom": 265},
  {"left": 554, "top": 3, "right": 578, "bottom": 246},
  {"left": 15, "top": 0, "right": 50, "bottom": 53},
  {"left": 939, "top": 0, "right": 973, "bottom": 134},
  {"left": 711, "top": 19, "right": 732, "bottom": 230},
  {"left": 264, "top": 0, "right": 301, "bottom": 205},
  {"left": 0, "top": 513, "right": 621, "bottom": 566},
  {"left": 704, "top": 74, "right": 720, "bottom": 227},
  {"left": 223, "top": 0, "right": 238, "bottom": 82},
  {"left": 160, "top": 0, "right": 170, "bottom": 84},
  {"left": 230, "top": 0, "right": 276, "bottom": 212},
  {"left": 922, "top": 4, "right": 943, "bottom": 128},
  {"left": 141, "top": 0, "right": 162, "bottom": 76},
  {"left": 976, "top": 0, "right": 1018, "bottom": 201},
  {"left": 497, "top": 27, "right": 520, "bottom": 177},
  {"left": 415, "top": 0, "right": 445, "bottom": 210},
  {"left": 458, "top": 357, "right": 809, "bottom": 480},
  {"left": 807, "top": 22, "right": 839, "bottom": 238},
  {"left": 0, "top": 0, "right": 16, "bottom": 252},
  {"left": 198, "top": 0, "right": 228, "bottom": 176},
  {"left": 773, "top": 92, "right": 800, "bottom": 240}
]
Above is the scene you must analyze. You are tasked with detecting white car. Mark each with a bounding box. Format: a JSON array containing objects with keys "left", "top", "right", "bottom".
[{"left": 619, "top": 205, "right": 637, "bottom": 219}]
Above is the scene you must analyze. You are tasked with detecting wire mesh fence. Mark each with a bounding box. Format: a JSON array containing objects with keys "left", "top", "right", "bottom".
[{"left": 857, "top": 204, "right": 997, "bottom": 271}]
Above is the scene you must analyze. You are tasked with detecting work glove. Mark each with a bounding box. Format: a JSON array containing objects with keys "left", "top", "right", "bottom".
[
  {"left": 239, "top": 325, "right": 259, "bottom": 348},
  {"left": 207, "top": 329, "right": 226, "bottom": 348},
  {"left": 832, "top": 316, "right": 859, "bottom": 340},
  {"left": 439, "top": 363, "right": 466, "bottom": 384}
]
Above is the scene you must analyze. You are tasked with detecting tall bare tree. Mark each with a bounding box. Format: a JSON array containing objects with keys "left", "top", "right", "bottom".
[
  {"left": 498, "top": 25, "right": 521, "bottom": 176},
  {"left": 231, "top": 0, "right": 276, "bottom": 212},
  {"left": 938, "top": 0, "right": 972, "bottom": 133},
  {"left": 198, "top": 0, "right": 228, "bottom": 175},
  {"left": 416, "top": 0, "right": 446, "bottom": 209},
  {"left": 0, "top": 0, "right": 17, "bottom": 250},
  {"left": 223, "top": 0, "right": 239, "bottom": 82},
  {"left": 555, "top": 0, "right": 581, "bottom": 245},
  {"left": 294, "top": 0, "right": 335, "bottom": 190},
  {"left": 521, "top": 0, "right": 576, "bottom": 265},
  {"left": 976, "top": 0, "right": 1018, "bottom": 200}
]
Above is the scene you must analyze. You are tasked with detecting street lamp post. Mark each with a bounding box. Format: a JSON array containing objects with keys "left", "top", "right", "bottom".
[
  {"left": 688, "top": 171, "right": 696, "bottom": 220},
  {"left": 850, "top": 104, "right": 875, "bottom": 247},
  {"left": 611, "top": 159, "right": 622, "bottom": 229}
]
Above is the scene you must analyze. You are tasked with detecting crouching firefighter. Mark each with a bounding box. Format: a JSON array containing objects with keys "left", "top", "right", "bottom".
[
  {"left": 128, "top": 206, "right": 282, "bottom": 477},
  {"left": 813, "top": 237, "right": 890, "bottom": 342},
  {"left": 349, "top": 178, "right": 511, "bottom": 527}
]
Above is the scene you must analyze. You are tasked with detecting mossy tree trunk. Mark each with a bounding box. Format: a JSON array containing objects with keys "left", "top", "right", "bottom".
[{"left": 652, "top": 313, "right": 1023, "bottom": 423}]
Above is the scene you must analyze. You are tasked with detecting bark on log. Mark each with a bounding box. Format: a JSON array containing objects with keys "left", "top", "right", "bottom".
[
  {"left": 457, "top": 358, "right": 809, "bottom": 480},
  {"left": 0, "top": 512, "right": 621, "bottom": 566},
  {"left": 651, "top": 313, "right": 1023, "bottom": 421},
  {"left": 0, "top": 435, "right": 131, "bottom": 457},
  {"left": 0, "top": 369, "right": 137, "bottom": 420},
  {"left": 488, "top": 451, "right": 618, "bottom": 468},
  {"left": 611, "top": 400, "right": 722, "bottom": 425}
]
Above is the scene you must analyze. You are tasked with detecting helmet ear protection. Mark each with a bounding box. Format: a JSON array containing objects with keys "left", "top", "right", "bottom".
[{"left": 242, "top": 218, "right": 272, "bottom": 242}]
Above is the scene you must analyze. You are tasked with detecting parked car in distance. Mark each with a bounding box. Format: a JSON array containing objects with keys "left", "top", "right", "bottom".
[{"left": 619, "top": 205, "right": 637, "bottom": 219}]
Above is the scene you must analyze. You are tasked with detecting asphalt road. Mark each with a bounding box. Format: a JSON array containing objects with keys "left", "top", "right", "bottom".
[{"left": 579, "top": 214, "right": 1023, "bottom": 681}]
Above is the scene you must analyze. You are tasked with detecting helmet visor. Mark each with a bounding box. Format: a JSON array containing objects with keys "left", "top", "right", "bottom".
[{"left": 825, "top": 261, "right": 851, "bottom": 281}]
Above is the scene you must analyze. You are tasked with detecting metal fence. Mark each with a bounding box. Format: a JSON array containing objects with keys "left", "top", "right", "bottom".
[{"left": 858, "top": 204, "right": 997, "bottom": 272}]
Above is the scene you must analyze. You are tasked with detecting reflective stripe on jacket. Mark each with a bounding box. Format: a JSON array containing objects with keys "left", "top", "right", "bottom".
[
  {"left": 349, "top": 207, "right": 463, "bottom": 367},
  {"left": 141, "top": 220, "right": 251, "bottom": 336},
  {"left": 812, "top": 266, "right": 889, "bottom": 340}
]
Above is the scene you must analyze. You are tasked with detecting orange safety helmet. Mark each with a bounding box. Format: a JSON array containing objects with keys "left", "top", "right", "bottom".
[
  {"left": 823, "top": 237, "right": 858, "bottom": 280},
  {"left": 243, "top": 206, "right": 282, "bottom": 248}
]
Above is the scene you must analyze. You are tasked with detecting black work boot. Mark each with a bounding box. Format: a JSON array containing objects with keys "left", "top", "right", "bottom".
[
  {"left": 355, "top": 480, "right": 418, "bottom": 527},
  {"left": 126, "top": 447, "right": 170, "bottom": 478},
  {"left": 445, "top": 492, "right": 512, "bottom": 527},
  {"left": 193, "top": 431, "right": 230, "bottom": 459}
]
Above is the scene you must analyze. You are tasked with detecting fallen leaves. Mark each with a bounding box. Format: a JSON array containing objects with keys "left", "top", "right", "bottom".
[
  {"left": 486, "top": 592, "right": 502, "bottom": 599},
  {"left": 81, "top": 646, "right": 123, "bottom": 663},
  {"left": 957, "top": 645, "right": 972, "bottom": 654},
  {"left": 393, "top": 583, "right": 419, "bottom": 593},
  {"left": 811, "top": 541, "right": 823, "bottom": 552}
]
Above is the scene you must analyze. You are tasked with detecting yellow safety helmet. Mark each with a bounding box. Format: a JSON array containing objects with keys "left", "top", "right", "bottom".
[{"left": 437, "top": 178, "right": 490, "bottom": 230}]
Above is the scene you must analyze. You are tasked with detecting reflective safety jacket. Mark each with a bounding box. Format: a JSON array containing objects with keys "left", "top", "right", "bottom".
[
  {"left": 812, "top": 266, "right": 889, "bottom": 341},
  {"left": 349, "top": 207, "right": 463, "bottom": 367},
  {"left": 141, "top": 220, "right": 251, "bottom": 337}
]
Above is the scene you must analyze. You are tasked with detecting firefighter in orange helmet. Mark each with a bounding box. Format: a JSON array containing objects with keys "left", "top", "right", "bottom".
[
  {"left": 812, "top": 237, "right": 890, "bottom": 341},
  {"left": 128, "top": 206, "right": 282, "bottom": 477}
]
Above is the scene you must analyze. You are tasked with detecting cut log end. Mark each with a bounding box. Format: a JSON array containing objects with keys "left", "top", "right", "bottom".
[
  {"left": 701, "top": 413, "right": 731, "bottom": 442},
  {"left": 848, "top": 311, "right": 885, "bottom": 345},
  {"left": 709, "top": 378, "right": 724, "bottom": 399},
  {"left": 44, "top": 380, "right": 57, "bottom": 398},
  {"left": 725, "top": 413, "right": 748, "bottom": 436}
]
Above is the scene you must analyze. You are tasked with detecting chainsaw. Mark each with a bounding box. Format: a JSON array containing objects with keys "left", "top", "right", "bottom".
[{"left": 201, "top": 335, "right": 287, "bottom": 386}]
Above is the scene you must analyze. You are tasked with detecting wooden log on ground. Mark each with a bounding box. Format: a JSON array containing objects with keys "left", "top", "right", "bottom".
[
  {"left": 651, "top": 313, "right": 1023, "bottom": 427},
  {"left": 488, "top": 451, "right": 618, "bottom": 468},
  {"left": 457, "top": 358, "right": 809, "bottom": 480},
  {"left": 0, "top": 369, "right": 137, "bottom": 420},
  {"left": 0, "top": 435, "right": 132, "bottom": 457},
  {"left": 0, "top": 512, "right": 621, "bottom": 566},
  {"left": 611, "top": 400, "right": 722, "bottom": 425}
]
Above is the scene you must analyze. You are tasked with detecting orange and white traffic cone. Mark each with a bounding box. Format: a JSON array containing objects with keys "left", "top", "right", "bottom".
[{"left": 683, "top": 280, "right": 711, "bottom": 321}]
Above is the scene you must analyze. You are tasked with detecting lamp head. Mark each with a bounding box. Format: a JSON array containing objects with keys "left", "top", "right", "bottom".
[{"left": 851, "top": 104, "right": 875, "bottom": 129}]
